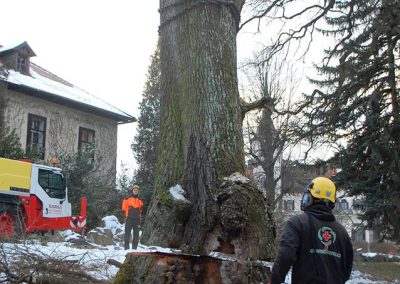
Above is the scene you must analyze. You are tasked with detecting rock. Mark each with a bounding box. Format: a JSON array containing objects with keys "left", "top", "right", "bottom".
[
  {"left": 86, "top": 227, "right": 114, "bottom": 246},
  {"left": 44, "top": 231, "right": 65, "bottom": 242}
]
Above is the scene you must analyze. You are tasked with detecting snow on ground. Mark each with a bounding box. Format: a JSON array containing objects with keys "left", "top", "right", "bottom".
[
  {"left": 347, "top": 270, "right": 396, "bottom": 284},
  {"left": 0, "top": 217, "right": 397, "bottom": 282},
  {"left": 0, "top": 240, "right": 178, "bottom": 281},
  {"left": 1, "top": 238, "right": 395, "bottom": 283}
]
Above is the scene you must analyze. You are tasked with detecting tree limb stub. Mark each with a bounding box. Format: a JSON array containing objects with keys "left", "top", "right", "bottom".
[
  {"left": 107, "top": 258, "right": 123, "bottom": 268},
  {"left": 241, "top": 96, "right": 274, "bottom": 118}
]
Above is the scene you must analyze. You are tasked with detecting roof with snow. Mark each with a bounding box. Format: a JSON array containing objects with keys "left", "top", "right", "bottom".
[
  {"left": 0, "top": 41, "right": 35, "bottom": 57},
  {"left": 0, "top": 41, "right": 135, "bottom": 124}
]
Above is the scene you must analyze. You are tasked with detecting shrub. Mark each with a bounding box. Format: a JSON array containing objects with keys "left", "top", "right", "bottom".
[
  {"left": 369, "top": 241, "right": 399, "bottom": 255},
  {"left": 352, "top": 240, "right": 369, "bottom": 253}
]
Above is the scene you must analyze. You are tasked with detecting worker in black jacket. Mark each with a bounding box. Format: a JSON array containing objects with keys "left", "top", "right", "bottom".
[{"left": 271, "top": 177, "right": 353, "bottom": 284}]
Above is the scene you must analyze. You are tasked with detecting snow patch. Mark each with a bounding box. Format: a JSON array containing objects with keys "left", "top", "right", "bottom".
[
  {"left": 60, "top": 230, "right": 81, "bottom": 241},
  {"left": 128, "top": 244, "right": 176, "bottom": 254},
  {"left": 0, "top": 42, "right": 25, "bottom": 54},
  {"left": 102, "top": 215, "right": 123, "bottom": 235},
  {"left": 224, "top": 172, "right": 250, "bottom": 184},
  {"left": 169, "top": 184, "right": 190, "bottom": 203},
  {"left": 362, "top": 252, "right": 378, "bottom": 258},
  {"left": 346, "top": 270, "right": 392, "bottom": 284},
  {"left": 0, "top": 237, "right": 393, "bottom": 283},
  {"left": 208, "top": 251, "right": 237, "bottom": 261}
]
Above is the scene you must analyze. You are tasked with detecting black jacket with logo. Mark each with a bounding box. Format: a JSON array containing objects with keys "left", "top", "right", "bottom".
[{"left": 271, "top": 203, "right": 353, "bottom": 284}]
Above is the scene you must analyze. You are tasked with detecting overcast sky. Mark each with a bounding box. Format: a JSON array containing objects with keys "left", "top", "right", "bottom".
[
  {"left": 1, "top": 1, "right": 332, "bottom": 176},
  {"left": 1, "top": 1, "right": 264, "bottom": 175},
  {"left": 1, "top": 0, "right": 159, "bottom": 175}
]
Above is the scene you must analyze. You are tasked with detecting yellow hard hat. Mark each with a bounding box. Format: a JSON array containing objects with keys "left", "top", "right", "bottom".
[{"left": 308, "top": 177, "right": 336, "bottom": 203}]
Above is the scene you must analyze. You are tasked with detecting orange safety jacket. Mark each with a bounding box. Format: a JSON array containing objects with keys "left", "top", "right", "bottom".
[{"left": 122, "top": 196, "right": 143, "bottom": 218}]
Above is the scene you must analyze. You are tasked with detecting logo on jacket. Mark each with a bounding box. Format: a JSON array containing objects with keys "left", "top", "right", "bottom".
[{"left": 318, "top": 226, "right": 336, "bottom": 250}]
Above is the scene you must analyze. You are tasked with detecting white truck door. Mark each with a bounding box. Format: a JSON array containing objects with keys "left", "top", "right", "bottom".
[{"left": 30, "top": 165, "right": 72, "bottom": 218}]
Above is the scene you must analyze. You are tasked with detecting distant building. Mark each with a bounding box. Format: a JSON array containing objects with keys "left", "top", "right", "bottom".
[
  {"left": 249, "top": 158, "right": 376, "bottom": 243},
  {"left": 0, "top": 41, "right": 135, "bottom": 183},
  {"left": 279, "top": 162, "right": 375, "bottom": 242}
]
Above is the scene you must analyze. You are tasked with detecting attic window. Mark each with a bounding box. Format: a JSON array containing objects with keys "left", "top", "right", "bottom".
[{"left": 17, "top": 54, "right": 28, "bottom": 73}]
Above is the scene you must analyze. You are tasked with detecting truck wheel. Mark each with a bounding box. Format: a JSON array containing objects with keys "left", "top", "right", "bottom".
[{"left": 0, "top": 213, "right": 15, "bottom": 238}]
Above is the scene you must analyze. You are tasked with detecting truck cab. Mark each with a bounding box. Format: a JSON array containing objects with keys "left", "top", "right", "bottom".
[
  {"left": 0, "top": 158, "right": 86, "bottom": 237},
  {"left": 32, "top": 164, "right": 72, "bottom": 217}
]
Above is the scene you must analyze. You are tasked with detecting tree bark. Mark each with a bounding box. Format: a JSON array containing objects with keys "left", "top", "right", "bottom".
[{"left": 116, "top": 1, "right": 275, "bottom": 282}]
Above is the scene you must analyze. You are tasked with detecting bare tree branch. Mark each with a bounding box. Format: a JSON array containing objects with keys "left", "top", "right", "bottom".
[
  {"left": 240, "top": 96, "right": 274, "bottom": 118},
  {"left": 241, "top": 0, "right": 335, "bottom": 62}
]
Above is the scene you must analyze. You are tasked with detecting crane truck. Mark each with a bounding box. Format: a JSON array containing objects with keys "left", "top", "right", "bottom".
[{"left": 0, "top": 157, "right": 87, "bottom": 237}]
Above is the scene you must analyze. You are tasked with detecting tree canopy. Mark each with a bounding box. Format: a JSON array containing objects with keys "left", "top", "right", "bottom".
[{"left": 246, "top": 0, "right": 400, "bottom": 240}]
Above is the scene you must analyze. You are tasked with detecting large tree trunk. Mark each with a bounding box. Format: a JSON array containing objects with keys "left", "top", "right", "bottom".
[
  {"left": 257, "top": 109, "right": 277, "bottom": 206},
  {"left": 116, "top": 0, "right": 275, "bottom": 282}
]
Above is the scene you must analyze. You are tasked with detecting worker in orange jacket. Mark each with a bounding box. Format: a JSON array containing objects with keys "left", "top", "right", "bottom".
[{"left": 121, "top": 184, "right": 143, "bottom": 250}]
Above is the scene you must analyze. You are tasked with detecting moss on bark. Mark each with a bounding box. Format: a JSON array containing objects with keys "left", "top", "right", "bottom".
[{"left": 123, "top": 0, "right": 276, "bottom": 282}]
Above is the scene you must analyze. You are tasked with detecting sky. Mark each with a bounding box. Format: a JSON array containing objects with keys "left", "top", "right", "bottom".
[
  {"left": 1, "top": 1, "right": 333, "bottom": 177},
  {"left": 1, "top": 0, "right": 159, "bottom": 175}
]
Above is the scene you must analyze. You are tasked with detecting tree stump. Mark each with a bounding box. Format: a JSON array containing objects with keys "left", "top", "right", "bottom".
[{"left": 114, "top": 250, "right": 271, "bottom": 284}]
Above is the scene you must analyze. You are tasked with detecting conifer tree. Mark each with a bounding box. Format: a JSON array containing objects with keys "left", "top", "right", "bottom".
[
  {"left": 244, "top": 0, "right": 400, "bottom": 240},
  {"left": 301, "top": 0, "right": 400, "bottom": 240},
  {"left": 131, "top": 46, "right": 161, "bottom": 219}
]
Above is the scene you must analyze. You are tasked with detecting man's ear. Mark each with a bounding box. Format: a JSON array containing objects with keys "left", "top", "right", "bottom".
[{"left": 301, "top": 191, "right": 313, "bottom": 211}]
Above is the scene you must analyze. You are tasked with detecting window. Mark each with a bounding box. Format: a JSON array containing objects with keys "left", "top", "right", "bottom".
[
  {"left": 78, "top": 127, "right": 95, "bottom": 151},
  {"left": 79, "top": 127, "right": 95, "bottom": 162},
  {"left": 353, "top": 199, "right": 365, "bottom": 211},
  {"left": 38, "top": 169, "right": 66, "bottom": 199},
  {"left": 352, "top": 228, "right": 366, "bottom": 241},
  {"left": 17, "top": 54, "right": 28, "bottom": 73},
  {"left": 26, "top": 114, "right": 46, "bottom": 159},
  {"left": 283, "top": 200, "right": 295, "bottom": 211},
  {"left": 339, "top": 199, "right": 349, "bottom": 211}
]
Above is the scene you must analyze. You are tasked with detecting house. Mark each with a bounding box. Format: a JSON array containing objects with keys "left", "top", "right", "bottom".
[
  {"left": 276, "top": 161, "right": 376, "bottom": 243},
  {"left": 248, "top": 144, "right": 377, "bottom": 243},
  {"left": 0, "top": 41, "right": 135, "bottom": 183}
]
